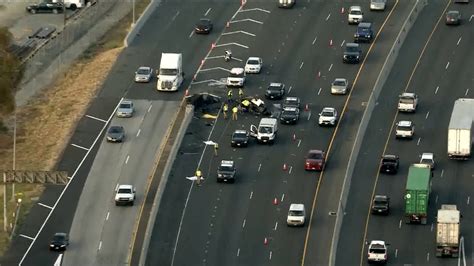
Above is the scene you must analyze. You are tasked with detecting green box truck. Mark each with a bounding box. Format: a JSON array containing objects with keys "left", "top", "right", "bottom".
[{"left": 404, "top": 164, "right": 432, "bottom": 224}]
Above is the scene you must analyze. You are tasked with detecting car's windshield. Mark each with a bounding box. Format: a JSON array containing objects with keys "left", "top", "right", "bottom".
[
  {"left": 119, "top": 103, "right": 131, "bottom": 109},
  {"left": 137, "top": 68, "right": 150, "bottom": 75},
  {"left": 333, "top": 80, "right": 346, "bottom": 86},
  {"left": 218, "top": 166, "right": 234, "bottom": 172},
  {"left": 346, "top": 46, "right": 358, "bottom": 52},
  {"left": 258, "top": 126, "right": 272, "bottom": 134},
  {"left": 374, "top": 199, "right": 387, "bottom": 205},
  {"left": 400, "top": 98, "right": 414, "bottom": 104},
  {"left": 247, "top": 60, "right": 259, "bottom": 65},
  {"left": 322, "top": 111, "right": 333, "bottom": 117},
  {"left": 118, "top": 188, "right": 131, "bottom": 194},
  {"left": 369, "top": 248, "right": 386, "bottom": 254},
  {"left": 160, "top": 68, "right": 178, "bottom": 75},
  {"left": 53, "top": 235, "right": 64, "bottom": 241},
  {"left": 284, "top": 99, "right": 297, "bottom": 105},
  {"left": 109, "top": 127, "right": 122, "bottom": 133},
  {"left": 289, "top": 210, "right": 304, "bottom": 216},
  {"left": 229, "top": 72, "right": 243, "bottom": 78},
  {"left": 383, "top": 158, "right": 396, "bottom": 163},
  {"left": 233, "top": 132, "right": 247, "bottom": 139},
  {"left": 351, "top": 10, "right": 362, "bottom": 15},
  {"left": 397, "top": 125, "right": 411, "bottom": 130},
  {"left": 282, "top": 110, "right": 297, "bottom": 116},
  {"left": 268, "top": 86, "right": 280, "bottom": 91},
  {"left": 308, "top": 152, "right": 322, "bottom": 159}
]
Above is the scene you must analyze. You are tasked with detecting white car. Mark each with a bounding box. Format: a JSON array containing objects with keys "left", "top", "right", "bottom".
[
  {"left": 245, "top": 57, "right": 263, "bottom": 74},
  {"left": 227, "top": 67, "right": 246, "bottom": 87},
  {"left": 370, "top": 0, "right": 386, "bottom": 11},
  {"left": 348, "top": 6, "right": 363, "bottom": 24},
  {"left": 287, "top": 204, "right": 306, "bottom": 226},
  {"left": 115, "top": 184, "right": 136, "bottom": 206},
  {"left": 398, "top": 92, "right": 418, "bottom": 112},
  {"left": 367, "top": 240, "right": 388, "bottom": 263},
  {"left": 135, "top": 66, "right": 153, "bottom": 83},
  {"left": 395, "top": 120, "right": 414, "bottom": 139},
  {"left": 420, "top": 152, "right": 435, "bottom": 169},
  {"left": 331, "top": 78, "right": 349, "bottom": 95},
  {"left": 318, "top": 107, "right": 338, "bottom": 126}
]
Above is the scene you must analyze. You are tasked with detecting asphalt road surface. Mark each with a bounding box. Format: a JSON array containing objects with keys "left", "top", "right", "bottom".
[
  {"left": 7, "top": 1, "right": 238, "bottom": 265},
  {"left": 336, "top": 0, "right": 474, "bottom": 265},
  {"left": 146, "top": 0, "right": 415, "bottom": 266}
]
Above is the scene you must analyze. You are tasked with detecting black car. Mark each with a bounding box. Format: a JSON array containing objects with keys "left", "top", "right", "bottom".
[
  {"left": 371, "top": 195, "right": 390, "bottom": 215},
  {"left": 354, "top": 22, "right": 374, "bottom": 43},
  {"left": 343, "top": 43, "right": 362, "bottom": 64},
  {"left": 26, "top": 2, "right": 64, "bottom": 14},
  {"left": 106, "top": 126, "right": 125, "bottom": 143},
  {"left": 50, "top": 232, "right": 69, "bottom": 251},
  {"left": 445, "top": 10, "right": 461, "bottom": 25},
  {"left": 217, "top": 160, "right": 236, "bottom": 183},
  {"left": 195, "top": 18, "right": 213, "bottom": 34},
  {"left": 265, "top": 83, "right": 285, "bottom": 100},
  {"left": 282, "top": 96, "right": 301, "bottom": 109},
  {"left": 231, "top": 129, "right": 249, "bottom": 147},
  {"left": 379, "top": 154, "right": 399, "bottom": 174},
  {"left": 280, "top": 107, "right": 300, "bottom": 124}
]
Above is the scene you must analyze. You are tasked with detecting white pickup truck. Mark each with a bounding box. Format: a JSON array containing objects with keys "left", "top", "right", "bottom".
[
  {"left": 115, "top": 184, "right": 136, "bottom": 206},
  {"left": 398, "top": 92, "right": 418, "bottom": 112}
]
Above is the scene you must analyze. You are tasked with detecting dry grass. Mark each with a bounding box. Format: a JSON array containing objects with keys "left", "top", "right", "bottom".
[{"left": 0, "top": 0, "right": 152, "bottom": 256}]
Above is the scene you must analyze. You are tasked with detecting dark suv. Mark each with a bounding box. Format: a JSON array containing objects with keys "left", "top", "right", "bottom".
[
  {"left": 231, "top": 130, "right": 249, "bottom": 147},
  {"left": 379, "top": 154, "right": 399, "bottom": 174},
  {"left": 354, "top": 22, "right": 374, "bottom": 43},
  {"left": 371, "top": 195, "right": 390, "bottom": 215},
  {"left": 217, "top": 160, "right": 236, "bottom": 183},
  {"left": 265, "top": 83, "right": 285, "bottom": 100},
  {"left": 26, "top": 2, "right": 64, "bottom": 14},
  {"left": 343, "top": 43, "right": 362, "bottom": 64}
]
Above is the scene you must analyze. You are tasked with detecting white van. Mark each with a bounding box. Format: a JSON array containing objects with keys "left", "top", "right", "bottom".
[
  {"left": 250, "top": 118, "right": 278, "bottom": 144},
  {"left": 287, "top": 204, "right": 306, "bottom": 226},
  {"left": 157, "top": 53, "right": 184, "bottom": 92}
]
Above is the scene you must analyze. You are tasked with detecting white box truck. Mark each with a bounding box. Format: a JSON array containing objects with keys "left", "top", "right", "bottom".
[
  {"left": 156, "top": 53, "right": 184, "bottom": 92},
  {"left": 250, "top": 118, "right": 278, "bottom": 144},
  {"left": 436, "top": 205, "right": 460, "bottom": 258},
  {"left": 447, "top": 98, "right": 474, "bottom": 159}
]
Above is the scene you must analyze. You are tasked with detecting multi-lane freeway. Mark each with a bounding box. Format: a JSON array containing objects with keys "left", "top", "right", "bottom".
[{"left": 5, "top": 0, "right": 474, "bottom": 265}]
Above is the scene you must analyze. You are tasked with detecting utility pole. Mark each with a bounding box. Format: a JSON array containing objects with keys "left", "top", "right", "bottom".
[
  {"left": 12, "top": 104, "right": 16, "bottom": 201},
  {"left": 132, "top": 0, "right": 136, "bottom": 26},
  {"left": 3, "top": 173, "right": 7, "bottom": 232}
]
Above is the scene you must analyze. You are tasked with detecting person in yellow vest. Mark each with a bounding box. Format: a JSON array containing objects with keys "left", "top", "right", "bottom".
[
  {"left": 223, "top": 104, "right": 228, "bottom": 119},
  {"left": 195, "top": 169, "right": 203, "bottom": 186},
  {"left": 238, "top": 88, "right": 244, "bottom": 99},
  {"left": 227, "top": 90, "right": 233, "bottom": 102},
  {"left": 241, "top": 99, "right": 250, "bottom": 112},
  {"left": 214, "top": 143, "right": 219, "bottom": 156},
  {"left": 232, "top": 106, "right": 238, "bottom": 120}
]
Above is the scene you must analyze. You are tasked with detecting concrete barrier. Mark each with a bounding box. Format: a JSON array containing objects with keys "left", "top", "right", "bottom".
[
  {"left": 123, "top": 0, "right": 162, "bottom": 47},
  {"left": 328, "top": 0, "right": 427, "bottom": 265},
  {"left": 137, "top": 104, "right": 194, "bottom": 266}
]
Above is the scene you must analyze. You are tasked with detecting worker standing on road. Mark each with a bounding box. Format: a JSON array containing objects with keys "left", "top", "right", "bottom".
[
  {"left": 195, "top": 169, "right": 203, "bottom": 186},
  {"left": 238, "top": 88, "right": 244, "bottom": 99},
  {"left": 227, "top": 90, "right": 233, "bottom": 103},
  {"left": 241, "top": 99, "right": 250, "bottom": 112},
  {"left": 214, "top": 143, "right": 219, "bottom": 156},
  {"left": 223, "top": 104, "right": 228, "bottom": 119},
  {"left": 232, "top": 106, "right": 238, "bottom": 120}
]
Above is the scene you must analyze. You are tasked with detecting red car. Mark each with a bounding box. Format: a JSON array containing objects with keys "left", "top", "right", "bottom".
[{"left": 305, "top": 150, "right": 326, "bottom": 171}]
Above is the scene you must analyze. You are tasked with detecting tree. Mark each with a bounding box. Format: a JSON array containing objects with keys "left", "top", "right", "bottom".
[{"left": 0, "top": 27, "right": 22, "bottom": 116}]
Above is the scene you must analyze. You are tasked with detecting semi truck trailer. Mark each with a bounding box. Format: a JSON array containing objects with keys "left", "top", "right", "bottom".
[
  {"left": 436, "top": 205, "right": 460, "bottom": 258},
  {"left": 404, "top": 164, "right": 431, "bottom": 224},
  {"left": 447, "top": 98, "right": 474, "bottom": 159}
]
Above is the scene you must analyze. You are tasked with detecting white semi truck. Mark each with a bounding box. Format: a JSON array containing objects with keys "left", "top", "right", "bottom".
[
  {"left": 156, "top": 53, "right": 184, "bottom": 92},
  {"left": 436, "top": 205, "right": 460, "bottom": 258},
  {"left": 447, "top": 98, "right": 474, "bottom": 159}
]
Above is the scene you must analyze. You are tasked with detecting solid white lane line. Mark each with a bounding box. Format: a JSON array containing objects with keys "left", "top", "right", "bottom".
[
  {"left": 38, "top": 203, "right": 53, "bottom": 209},
  {"left": 417, "top": 138, "right": 421, "bottom": 146},
  {"left": 238, "top": 7, "right": 271, "bottom": 13},
  {"left": 106, "top": 212, "right": 110, "bottom": 221},
  {"left": 281, "top": 194, "right": 285, "bottom": 202},
  {"left": 297, "top": 139, "right": 302, "bottom": 147},
  {"left": 147, "top": 105, "right": 152, "bottom": 113},
  {"left": 215, "top": 42, "right": 249, "bottom": 49},
  {"left": 465, "top": 88, "right": 469, "bottom": 96},
  {"left": 425, "top": 111, "right": 429, "bottom": 119},
  {"left": 242, "top": 219, "right": 246, "bottom": 228},
  {"left": 98, "top": 241, "right": 102, "bottom": 251},
  {"left": 340, "top": 40, "right": 345, "bottom": 47},
  {"left": 258, "top": 164, "right": 262, "bottom": 172},
  {"left": 328, "top": 64, "right": 333, "bottom": 72},
  {"left": 85, "top": 115, "right": 107, "bottom": 123},
  {"left": 457, "top": 37, "right": 462, "bottom": 46},
  {"left": 71, "top": 144, "right": 89, "bottom": 151},
  {"left": 230, "top": 18, "right": 263, "bottom": 24},
  {"left": 435, "top": 86, "right": 439, "bottom": 94},
  {"left": 136, "top": 129, "right": 141, "bottom": 137},
  {"left": 289, "top": 166, "right": 293, "bottom": 174},
  {"left": 288, "top": 86, "right": 292, "bottom": 94},
  {"left": 300, "top": 62, "right": 304, "bottom": 69},
  {"left": 399, "top": 220, "right": 402, "bottom": 229},
  {"left": 222, "top": 31, "right": 256, "bottom": 37},
  {"left": 204, "top": 8, "right": 211, "bottom": 16},
  {"left": 274, "top": 222, "right": 278, "bottom": 231},
  {"left": 249, "top": 191, "right": 253, "bottom": 199},
  {"left": 326, "top": 13, "right": 331, "bottom": 21},
  {"left": 312, "top": 36, "right": 317, "bottom": 45},
  {"left": 125, "top": 155, "right": 130, "bottom": 164},
  {"left": 237, "top": 248, "right": 240, "bottom": 257},
  {"left": 445, "top": 62, "right": 450, "bottom": 70},
  {"left": 20, "top": 234, "right": 35, "bottom": 240},
  {"left": 318, "top": 88, "right": 322, "bottom": 95}
]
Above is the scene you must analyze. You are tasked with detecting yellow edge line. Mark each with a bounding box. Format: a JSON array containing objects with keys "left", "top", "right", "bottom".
[{"left": 357, "top": 1, "right": 452, "bottom": 265}]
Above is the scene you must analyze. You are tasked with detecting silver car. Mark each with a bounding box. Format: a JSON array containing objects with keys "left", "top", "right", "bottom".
[
  {"left": 370, "top": 0, "right": 386, "bottom": 11},
  {"left": 106, "top": 126, "right": 125, "bottom": 143},
  {"left": 135, "top": 66, "right": 153, "bottom": 83},
  {"left": 331, "top": 78, "right": 349, "bottom": 95},
  {"left": 116, "top": 100, "right": 134, "bottom": 118}
]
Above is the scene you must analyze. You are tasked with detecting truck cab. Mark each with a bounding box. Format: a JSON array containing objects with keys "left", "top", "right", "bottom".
[
  {"left": 157, "top": 53, "right": 184, "bottom": 91},
  {"left": 250, "top": 118, "right": 278, "bottom": 144},
  {"left": 115, "top": 184, "right": 136, "bottom": 206},
  {"left": 398, "top": 92, "right": 418, "bottom": 112}
]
